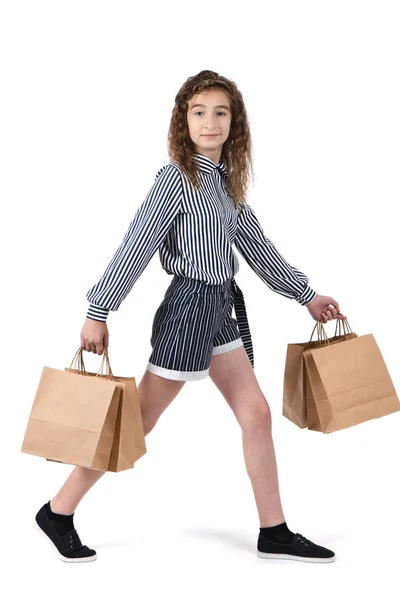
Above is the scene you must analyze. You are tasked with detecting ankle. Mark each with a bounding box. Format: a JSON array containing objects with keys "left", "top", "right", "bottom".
[
  {"left": 259, "top": 521, "right": 294, "bottom": 544},
  {"left": 260, "top": 515, "right": 286, "bottom": 528},
  {"left": 50, "top": 497, "right": 76, "bottom": 515}
]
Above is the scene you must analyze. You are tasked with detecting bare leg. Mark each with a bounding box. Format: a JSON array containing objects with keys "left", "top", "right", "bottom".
[
  {"left": 241, "top": 419, "right": 285, "bottom": 527},
  {"left": 50, "top": 370, "right": 186, "bottom": 514},
  {"left": 209, "top": 346, "right": 286, "bottom": 528},
  {"left": 50, "top": 467, "right": 106, "bottom": 514}
]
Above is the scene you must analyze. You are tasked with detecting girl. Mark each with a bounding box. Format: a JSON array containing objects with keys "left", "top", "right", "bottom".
[{"left": 35, "top": 70, "right": 345, "bottom": 563}]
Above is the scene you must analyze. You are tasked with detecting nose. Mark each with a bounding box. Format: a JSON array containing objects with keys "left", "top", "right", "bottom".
[{"left": 204, "top": 117, "right": 218, "bottom": 131}]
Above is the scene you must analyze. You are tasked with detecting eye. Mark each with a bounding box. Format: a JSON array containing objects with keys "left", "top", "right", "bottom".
[{"left": 193, "top": 111, "right": 227, "bottom": 116}]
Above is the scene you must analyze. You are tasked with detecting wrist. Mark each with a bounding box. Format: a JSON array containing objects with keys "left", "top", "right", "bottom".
[{"left": 306, "top": 292, "right": 319, "bottom": 307}]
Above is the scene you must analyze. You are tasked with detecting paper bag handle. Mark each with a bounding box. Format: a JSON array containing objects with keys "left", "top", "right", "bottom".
[
  {"left": 309, "top": 315, "right": 355, "bottom": 344},
  {"left": 68, "top": 347, "right": 114, "bottom": 379},
  {"left": 309, "top": 322, "right": 330, "bottom": 345},
  {"left": 68, "top": 347, "right": 87, "bottom": 372},
  {"left": 333, "top": 315, "right": 354, "bottom": 336}
]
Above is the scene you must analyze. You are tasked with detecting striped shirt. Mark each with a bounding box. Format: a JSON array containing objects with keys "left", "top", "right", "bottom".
[{"left": 86, "top": 152, "right": 316, "bottom": 322}]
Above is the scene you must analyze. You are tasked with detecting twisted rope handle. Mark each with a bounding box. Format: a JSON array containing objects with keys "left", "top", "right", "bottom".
[
  {"left": 309, "top": 321, "right": 330, "bottom": 346},
  {"left": 309, "top": 313, "right": 354, "bottom": 346},
  {"left": 67, "top": 347, "right": 114, "bottom": 379}
]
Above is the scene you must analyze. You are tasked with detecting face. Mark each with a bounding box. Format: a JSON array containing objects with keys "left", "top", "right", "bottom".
[{"left": 187, "top": 88, "right": 232, "bottom": 164}]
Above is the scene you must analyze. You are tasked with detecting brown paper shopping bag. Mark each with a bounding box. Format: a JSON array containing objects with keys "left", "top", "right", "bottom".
[
  {"left": 21, "top": 348, "right": 120, "bottom": 469},
  {"left": 21, "top": 347, "right": 146, "bottom": 471},
  {"left": 282, "top": 319, "right": 357, "bottom": 428},
  {"left": 303, "top": 319, "right": 400, "bottom": 433},
  {"left": 67, "top": 350, "right": 147, "bottom": 472}
]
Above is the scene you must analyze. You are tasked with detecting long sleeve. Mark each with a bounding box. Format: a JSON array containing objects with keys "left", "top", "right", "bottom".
[
  {"left": 234, "top": 201, "right": 316, "bottom": 306},
  {"left": 86, "top": 163, "right": 182, "bottom": 322}
]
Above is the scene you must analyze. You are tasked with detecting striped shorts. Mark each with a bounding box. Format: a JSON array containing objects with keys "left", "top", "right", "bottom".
[{"left": 146, "top": 274, "right": 254, "bottom": 381}]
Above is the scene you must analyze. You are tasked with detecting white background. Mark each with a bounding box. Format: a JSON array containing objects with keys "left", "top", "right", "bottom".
[{"left": 1, "top": 0, "right": 399, "bottom": 597}]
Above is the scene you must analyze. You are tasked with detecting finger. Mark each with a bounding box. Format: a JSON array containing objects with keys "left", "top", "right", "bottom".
[
  {"left": 326, "top": 309, "right": 333, "bottom": 320},
  {"left": 328, "top": 306, "right": 338, "bottom": 318},
  {"left": 330, "top": 298, "right": 340, "bottom": 310}
]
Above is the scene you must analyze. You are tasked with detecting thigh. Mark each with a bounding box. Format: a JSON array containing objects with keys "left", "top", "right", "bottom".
[
  {"left": 209, "top": 345, "right": 271, "bottom": 430},
  {"left": 137, "top": 369, "right": 186, "bottom": 432}
]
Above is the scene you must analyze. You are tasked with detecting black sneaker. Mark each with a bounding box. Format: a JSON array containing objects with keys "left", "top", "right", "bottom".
[
  {"left": 257, "top": 532, "right": 335, "bottom": 563},
  {"left": 34, "top": 503, "right": 97, "bottom": 563}
]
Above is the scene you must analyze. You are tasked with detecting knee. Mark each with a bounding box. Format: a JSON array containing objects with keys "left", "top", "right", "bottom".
[{"left": 239, "top": 398, "right": 272, "bottom": 432}]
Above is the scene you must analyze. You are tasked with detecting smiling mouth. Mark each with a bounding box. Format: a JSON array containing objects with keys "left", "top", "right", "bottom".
[{"left": 203, "top": 134, "right": 219, "bottom": 137}]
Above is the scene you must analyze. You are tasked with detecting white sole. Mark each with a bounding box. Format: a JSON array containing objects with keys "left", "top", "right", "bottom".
[
  {"left": 33, "top": 518, "right": 97, "bottom": 563},
  {"left": 257, "top": 550, "right": 335, "bottom": 563}
]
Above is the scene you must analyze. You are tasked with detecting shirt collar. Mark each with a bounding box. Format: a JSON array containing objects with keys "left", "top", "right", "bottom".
[{"left": 193, "top": 152, "right": 227, "bottom": 176}]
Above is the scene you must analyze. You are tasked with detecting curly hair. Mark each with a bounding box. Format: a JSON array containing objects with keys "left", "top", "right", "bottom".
[{"left": 167, "top": 70, "right": 254, "bottom": 209}]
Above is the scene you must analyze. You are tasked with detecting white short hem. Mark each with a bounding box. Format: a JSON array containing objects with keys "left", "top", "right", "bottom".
[
  {"left": 146, "top": 361, "right": 209, "bottom": 381},
  {"left": 211, "top": 338, "right": 243, "bottom": 356}
]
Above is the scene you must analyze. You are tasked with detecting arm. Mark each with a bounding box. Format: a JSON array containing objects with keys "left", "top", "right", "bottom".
[
  {"left": 86, "top": 163, "right": 182, "bottom": 322},
  {"left": 234, "top": 201, "right": 316, "bottom": 306}
]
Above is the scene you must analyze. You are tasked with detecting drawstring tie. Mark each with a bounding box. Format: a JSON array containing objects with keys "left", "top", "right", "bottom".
[{"left": 231, "top": 277, "right": 254, "bottom": 369}]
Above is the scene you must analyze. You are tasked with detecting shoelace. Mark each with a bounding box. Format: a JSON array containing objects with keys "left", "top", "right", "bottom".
[{"left": 296, "top": 533, "right": 312, "bottom": 547}]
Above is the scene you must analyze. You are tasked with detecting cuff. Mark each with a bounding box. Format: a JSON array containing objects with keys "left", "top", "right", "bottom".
[
  {"left": 295, "top": 284, "right": 317, "bottom": 306},
  {"left": 86, "top": 303, "right": 110, "bottom": 322}
]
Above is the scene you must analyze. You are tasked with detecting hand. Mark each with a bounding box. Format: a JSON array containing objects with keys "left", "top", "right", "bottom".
[
  {"left": 306, "top": 293, "right": 347, "bottom": 323},
  {"left": 80, "top": 318, "right": 109, "bottom": 355}
]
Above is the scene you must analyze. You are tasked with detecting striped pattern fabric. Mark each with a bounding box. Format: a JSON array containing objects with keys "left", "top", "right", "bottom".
[
  {"left": 146, "top": 274, "right": 248, "bottom": 380},
  {"left": 231, "top": 277, "right": 254, "bottom": 367},
  {"left": 86, "top": 152, "right": 316, "bottom": 322}
]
